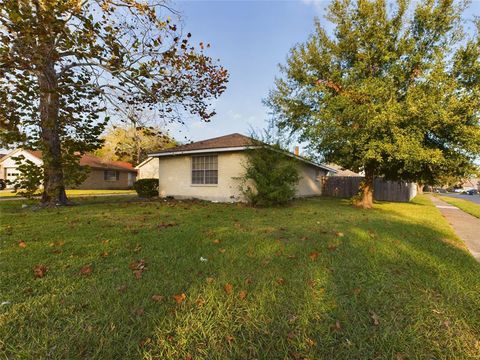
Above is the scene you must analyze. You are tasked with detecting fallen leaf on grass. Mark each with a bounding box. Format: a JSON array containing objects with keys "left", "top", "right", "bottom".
[
  {"left": 219, "top": 248, "right": 226, "bottom": 254},
  {"left": 158, "top": 222, "right": 178, "bottom": 229},
  {"left": 212, "top": 239, "right": 220, "bottom": 244},
  {"left": 309, "top": 251, "right": 319, "bottom": 261},
  {"left": 33, "top": 264, "right": 47, "bottom": 278},
  {"left": 133, "top": 270, "right": 142, "bottom": 280},
  {"left": 173, "top": 293, "right": 186, "bottom": 304},
  {"left": 79, "top": 265, "right": 93, "bottom": 276},
  {"left": 133, "top": 244, "right": 142, "bottom": 253},
  {"left": 129, "top": 260, "right": 146, "bottom": 270},
  {"left": 134, "top": 308, "right": 144, "bottom": 316},
  {"left": 195, "top": 297, "right": 206, "bottom": 307},
  {"left": 288, "top": 314, "right": 298, "bottom": 324},
  {"left": 238, "top": 290, "right": 247, "bottom": 300},
  {"left": 151, "top": 294, "right": 164, "bottom": 302},
  {"left": 353, "top": 287, "right": 362, "bottom": 296},
  {"left": 117, "top": 284, "right": 128, "bottom": 293},
  {"left": 225, "top": 335, "right": 235, "bottom": 344},
  {"left": 335, "top": 232, "right": 344, "bottom": 237},
  {"left": 18, "top": 241, "right": 27, "bottom": 248},
  {"left": 305, "top": 337, "right": 316, "bottom": 347},
  {"left": 276, "top": 278, "right": 285, "bottom": 285},
  {"left": 330, "top": 320, "right": 341, "bottom": 332},
  {"left": 129, "top": 259, "right": 146, "bottom": 279},
  {"left": 396, "top": 353, "right": 404, "bottom": 360},
  {"left": 244, "top": 278, "right": 253, "bottom": 285},
  {"left": 100, "top": 251, "right": 109, "bottom": 258},
  {"left": 224, "top": 283, "right": 233, "bottom": 295},
  {"left": 206, "top": 277, "right": 215, "bottom": 284},
  {"left": 371, "top": 312, "right": 380, "bottom": 326},
  {"left": 138, "top": 337, "right": 151, "bottom": 348},
  {"left": 327, "top": 244, "right": 338, "bottom": 252}
]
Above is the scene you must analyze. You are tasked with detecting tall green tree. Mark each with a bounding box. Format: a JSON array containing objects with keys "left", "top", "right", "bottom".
[
  {"left": 0, "top": 0, "right": 228, "bottom": 205},
  {"left": 267, "top": 0, "right": 480, "bottom": 208},
  {"left": 95, "top": 123, "right": 176, "bottom": 166}
]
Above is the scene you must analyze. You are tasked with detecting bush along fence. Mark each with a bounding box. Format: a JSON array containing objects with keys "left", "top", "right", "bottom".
[{"left": 321, "top": 176, "right": 417, "bottom": 202}]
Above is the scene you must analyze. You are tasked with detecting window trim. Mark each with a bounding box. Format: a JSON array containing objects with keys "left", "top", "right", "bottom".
[{"left": 191, "top": 155, "right": 218, "bottom": 186}]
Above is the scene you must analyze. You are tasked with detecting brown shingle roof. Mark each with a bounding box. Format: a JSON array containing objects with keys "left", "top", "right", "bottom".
[
  {"left": 150, "top": 133, "right": 254, "bottom": 154},
  {"left": 148, "top": 133, "right": 337, "bottom": 172},
  {"left": 26, "top": 150, "right": 136, "bottom": 172}
]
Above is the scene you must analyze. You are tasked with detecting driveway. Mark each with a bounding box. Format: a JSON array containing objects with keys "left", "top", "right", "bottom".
[{"left": 442, "top": 193, "right": 480, "bottom": 205}]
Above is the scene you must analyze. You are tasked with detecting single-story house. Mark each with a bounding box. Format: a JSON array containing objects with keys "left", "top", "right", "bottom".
[
  {"left": 0, "top": 149, "right": 137, "bottom": 190},
  {"left": 141, "top": 133, "right": 336, "bottom": 202},
  {"left": 136, "top": 156, "right": 160, "bottom": 180}
]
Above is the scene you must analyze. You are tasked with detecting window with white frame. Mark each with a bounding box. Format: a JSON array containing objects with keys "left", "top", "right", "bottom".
[
  {"left": 192, "top": 155, "right": 218, "bottom": 185},
  {"left": 104, "top": 170, "right": 119, "bottom": 181}
]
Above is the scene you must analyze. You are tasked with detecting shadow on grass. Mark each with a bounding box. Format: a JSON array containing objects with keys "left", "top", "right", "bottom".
[{"left": 0, "top": 197, "right": 479, "bottom": 359}]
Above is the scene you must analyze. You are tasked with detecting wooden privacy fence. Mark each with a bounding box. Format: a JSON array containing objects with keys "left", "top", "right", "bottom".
[{"left": 321, "top": 176, "right": 417, "bottom": 202}]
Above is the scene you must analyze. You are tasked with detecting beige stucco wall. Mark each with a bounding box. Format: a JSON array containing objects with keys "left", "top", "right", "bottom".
[
  {"left": 75, "top": 169, "right": 136, "bottom": 190},
  {"left": 136, "top": 157, "right": 159, "bottom": 179},
  {"left": 157, "top": 151, "right": 325, "bottom": 202},
  {"left": 296, "top": 163, "right": 326, "bottom": 197},
  {"left": 158, "top": 152, "right": 246, "bottom": 202}
]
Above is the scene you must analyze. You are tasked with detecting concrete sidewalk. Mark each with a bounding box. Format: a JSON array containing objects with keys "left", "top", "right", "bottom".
[{"left": 429, "top": 196, "right": 480, "bottom": 261}]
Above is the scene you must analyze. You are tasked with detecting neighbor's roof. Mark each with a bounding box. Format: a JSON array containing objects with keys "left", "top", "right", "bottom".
[
  {"left": 327, "top": 163, "right": 362, "bottom": 177},
  {"left": 149, "top": 133, "right": 336, "bottom": 173},
  {"left": 17, "top": 149, "right": 136, "bottom": 172}
]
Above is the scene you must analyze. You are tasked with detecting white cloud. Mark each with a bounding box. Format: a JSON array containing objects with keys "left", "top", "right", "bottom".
[{"left": 301, "top": 0, "right": 328, "bottom": 15}]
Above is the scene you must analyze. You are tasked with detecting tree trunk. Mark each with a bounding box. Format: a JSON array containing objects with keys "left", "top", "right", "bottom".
[
  {"left": 417, "top": 182, "right": 424, "bottom": 194},
  {"left": 355, "top": 163, "right": 374, "bottom": 209},
  {"left": 38, "top": 61, "right": 68, "bottom": 205}
]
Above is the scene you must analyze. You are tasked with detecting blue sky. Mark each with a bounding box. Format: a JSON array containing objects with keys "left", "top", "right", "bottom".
[
  {"left": 170, "top": 0, "right": 480, "bottom": 144},
  {"left": 170, "top": 0, "right": 329, "bottom": 143}
]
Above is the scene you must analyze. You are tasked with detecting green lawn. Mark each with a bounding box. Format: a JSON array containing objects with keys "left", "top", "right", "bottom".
[
  {"left": 0, "top": 189, "right": 136, "bottom": 198},
  {"left": 1, "top": 196, "right": 479, "bottom": 359},
  {"left": 437, "top": 195, "right": 480, "bottom": 219}
]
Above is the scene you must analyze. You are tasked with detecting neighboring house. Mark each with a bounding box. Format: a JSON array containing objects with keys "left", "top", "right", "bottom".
[
  {"left": 136, "top": 156, "right": 159, "bottom": 180},
  {"left": 461, "top": 177, "right": 480, "bottom": 191},
  {"left": 147, "top": 133, "right": 336, "bottom": 202},
  {"left": 327, "top": 163, "right": 362, "bottom": 177},
  {"left": 0, "top": 149, "right": 137, "bottom": 190}
]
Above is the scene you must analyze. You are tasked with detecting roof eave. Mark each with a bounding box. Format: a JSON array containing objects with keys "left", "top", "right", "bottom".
[{"left": 149, "top": 146, "right": 336, "bottom": 173}]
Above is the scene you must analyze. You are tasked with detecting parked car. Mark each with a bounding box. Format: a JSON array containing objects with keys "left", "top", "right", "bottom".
[
  {"left": 464, "top": 189, "right": 478, "bottom": 195},
  {"left": 0, "top": 179, "right": 6, "bottom": 190}
]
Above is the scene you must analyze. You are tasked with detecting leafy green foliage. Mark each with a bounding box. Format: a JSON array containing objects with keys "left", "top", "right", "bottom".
[
  {"left": 10, "top": 153, "right": 89, "bottom": 197},
  {"left": 133, "top": 178, "right": 159, "bottom": 198},
  {"left": 267, "top": 0, "right": 480, "bottom": 204},
  {"left": 0, "top": 0, "right": 228, "bottom": 204},
  {"left": 10, "top": 156, "right": 43, "bottom": 198},
  {"left": 95, "top": 124, "right": 176, "bottom": 166},
  {"left": 240, "top": 144, "right": 299, "bottom": 206}
]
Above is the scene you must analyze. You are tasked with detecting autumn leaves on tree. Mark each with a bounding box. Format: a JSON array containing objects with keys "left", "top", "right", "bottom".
[
  {"left": 267, "top": 0, "right": 480, "bottom": 208},
  {"left": 0, "top": 0, "right": 228, "bottom": 205}
]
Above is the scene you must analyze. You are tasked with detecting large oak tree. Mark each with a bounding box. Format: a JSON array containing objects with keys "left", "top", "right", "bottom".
[
  {"left": 0, "top": 0, "right": 228, "bottom": 204},
  {"left": 267, "top": 0, "right": 480, "bottom": 208}
]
